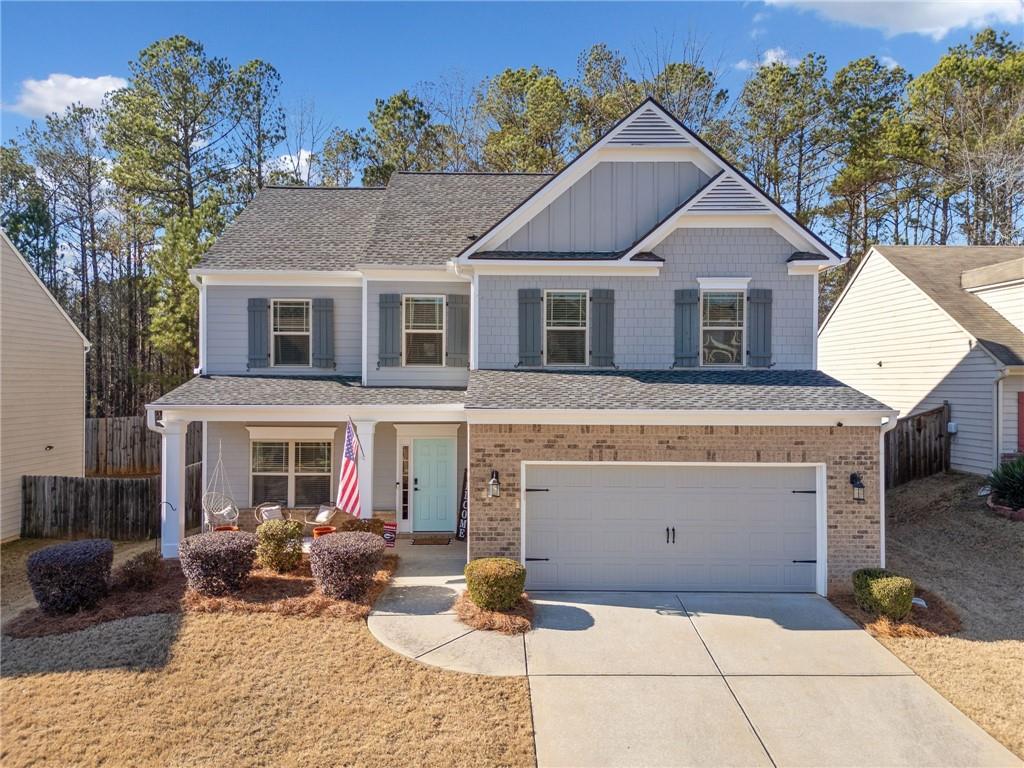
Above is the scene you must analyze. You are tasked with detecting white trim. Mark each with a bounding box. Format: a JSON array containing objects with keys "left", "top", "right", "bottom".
[
  {"left": 198, "top": 280, "right": 208, "bottom": 373},
  {"left": 270, "top": 298, "right": 312, "bottom": 368},
  {"left": 812, "top": 272, "right": 820, "bottom": 369},
  {"left": 470, "top": 271, "right": 480, "bottom": 370},
  {"left": 249, "top": 436, "right": 334, "bottom": 508},
  {"left": 2, "top": 229, "right": 91, "bottom": 349},
  {"left": 360, "top": 274, "right": 368, "bottom": 386},
  {"left": 966, "top": 278, "right": 1024, "bottom": 293},
  {"left": 193, "top": 269, "right": 362, "bottom": 287},
  {"left": 401, "top": 294, "right": 446, "bottom": 368},
  {"left": 880, "top": 415, "right": 899, "bottom": 568},
  {"left": 467, "top": 408, "right": 897, "bottom": 427},
  {"left": 543, "top": 289, "right": 589, "bottom": 367},
  {"left": 361, "top": 265, "right": 470, "bottom": 283},
  {"left": 246, "top": 426, "right": 338, "bottom": 440},
  {"left": 395, "top": 423, "right": 461, "bottom": 438},
  {"left": 150, "top": 403, "right": 466, "bottom": 425},
  {"left": 519, "top": 460, "right": 829, "bottom": 597},
  {"left": 697, "top": 277, "right": 751, "bottom": 290}
]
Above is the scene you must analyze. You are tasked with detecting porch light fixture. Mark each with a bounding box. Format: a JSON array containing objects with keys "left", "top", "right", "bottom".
[
  {"left": 850, "top": 473, "right": 865, "bottom": 503},
  {"left": 488, "top": 470, "right": 501, "bottom": 498}
]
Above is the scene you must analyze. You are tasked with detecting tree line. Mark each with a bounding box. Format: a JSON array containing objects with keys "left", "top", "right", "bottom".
[{"left": 2, "top": 31, "right": 1021, "bottom": 417}]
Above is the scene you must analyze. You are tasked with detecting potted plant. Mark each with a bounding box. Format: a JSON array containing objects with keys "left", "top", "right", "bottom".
[
  {"left": 312, "top": 525, "right": 336, "bottom": 539},
  {"left": 213, "top": 524, "right": 240, "bottom": 532}
]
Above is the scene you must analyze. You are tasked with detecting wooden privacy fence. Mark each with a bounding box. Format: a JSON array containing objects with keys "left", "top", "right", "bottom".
[
  {"left": 22, "top": 462, "right": 202, "bottom": 540},
  {"left": 884, "top": 403, "right": 951, "bottom": 488},
  {"left": 86, "top": 416, "right": 201, "bottom": 476}
]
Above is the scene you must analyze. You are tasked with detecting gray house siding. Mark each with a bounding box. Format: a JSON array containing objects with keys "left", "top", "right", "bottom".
[
  {"left": 478, "top": 227, "right": 815, "bottom": 370},
  {"left": 205, "top": 285, "right": 361, "bottom": 375},
  {"left": 365, "top": 280, "right": 470, "bottom": 387},
  {"left": 497, "top": 162, "right": 708, "bottom": 253}
]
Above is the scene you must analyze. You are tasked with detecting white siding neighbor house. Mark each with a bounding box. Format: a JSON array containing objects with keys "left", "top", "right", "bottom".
[
  {"left": 819, "top": 246, "right": 1023, "bottom": 476},
  {"left": 0, "top": 231, "right": 90, "bottom": 540}
]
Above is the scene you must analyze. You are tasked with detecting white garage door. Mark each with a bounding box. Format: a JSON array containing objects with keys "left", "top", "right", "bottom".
[{"left": 524, "top": 464, "right": 818, "bottom": 592}]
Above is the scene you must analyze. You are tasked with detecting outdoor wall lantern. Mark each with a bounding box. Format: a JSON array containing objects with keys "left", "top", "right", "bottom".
[
  {"left": 850, "top": 473, "right": 866, "bottom": 503},
  {"left": 488, "top": 470, "right": 501, "bottom": 498}
]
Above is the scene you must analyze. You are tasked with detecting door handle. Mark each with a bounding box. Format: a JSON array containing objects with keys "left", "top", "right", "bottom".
[
  {"left": 666, "top": 527, "right": 669, "bottom": 543},
  {"left": 672, "top": 527, "right": 676, "bottom": 544}
]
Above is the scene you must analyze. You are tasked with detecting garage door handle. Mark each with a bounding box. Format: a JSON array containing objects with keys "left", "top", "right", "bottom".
[
  {"left": 672, "top": 527, "right": 676, "bottom": 544},
  {"left": 525, "top": 488, "right": 549, "bottom": 493},
  {"left": 666, "top": 527, "right": 670, "bottom": 543},
  {"left": 525, "top": 558, "right": 549, "bottom": 562},
  {"left": 792, "top": 559, "right": 817, "bottom": 564}
]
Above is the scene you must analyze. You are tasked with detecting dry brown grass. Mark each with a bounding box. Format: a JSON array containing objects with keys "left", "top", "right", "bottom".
[
  {"left": 0, "top": 611, "right": 535, "bottom": 767},
  {"left": 876, "top": 472, "right": 1024, "bottom": 759},
  {"left": 831, "top": 587, "right": 961, "bottom": 638},
  {"left": 455, "top": 591, "right": 534, "bottom": 635}
]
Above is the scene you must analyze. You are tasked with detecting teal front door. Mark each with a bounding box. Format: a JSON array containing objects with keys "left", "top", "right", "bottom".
[{"left": 412, "top": 438, "right": 457, "bottom": 532}]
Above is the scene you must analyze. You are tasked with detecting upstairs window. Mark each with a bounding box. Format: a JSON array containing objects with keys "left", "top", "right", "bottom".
[
  {"left": 272, "top": 299, "right": 311, "bottom": 366},
  {"left": 701, "top": 291, "right": 745, "bottom": 366},
  {"left": 403, "top": 296, "right": 444, "bottom": 366},
  {"left": 545, "top": 290, "right": 588, "bottom": 366}
]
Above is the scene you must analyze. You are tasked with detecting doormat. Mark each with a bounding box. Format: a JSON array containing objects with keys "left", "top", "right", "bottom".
[{"left": 412, "top": 537, "right": 452, "bottom": 545}]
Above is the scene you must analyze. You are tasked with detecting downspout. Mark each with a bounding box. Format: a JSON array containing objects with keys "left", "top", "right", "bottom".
[
  {"left": 995, "top": 368, "right": 1009, "bottom": 468},
  {"left": 879, "top": 414, "right": 900, "bottom": 569},
  {"left": 189, "top": 271, "right": 205, "bottom": 375}
]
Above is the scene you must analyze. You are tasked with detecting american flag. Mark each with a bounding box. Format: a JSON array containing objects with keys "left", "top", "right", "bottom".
[{"left": 335, "top": 421, "right": 362, "bottom": 518}]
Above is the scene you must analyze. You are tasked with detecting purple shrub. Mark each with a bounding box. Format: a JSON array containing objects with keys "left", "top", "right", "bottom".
[
  {"left": 179, "top": 531, "right": 257, "bottom": 596},
  {"left": 27, "top": 539, "right": 114, "bottom": 615},
  {"left": 309, "top": 532, "right": 385, "bottom": 600}
]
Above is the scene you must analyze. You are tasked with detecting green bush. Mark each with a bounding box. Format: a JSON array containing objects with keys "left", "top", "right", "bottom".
[
  {"left": 112, "top": 550, "right": 162, "bottom": 591},
  {"left": 852, "top": 567, "right": 914, "bottom": 620},
  {"left": 464, "top": 557, "right": 526, "bottom": 611},
  {"left": 334, "top": 517, "right": 385, "bottom": 537},
  {"left": 989, "top": 455, "right": 1024, "bottom": 509},
  {"left": 256, "top": 519, "right": 304, "bottom": 573}
]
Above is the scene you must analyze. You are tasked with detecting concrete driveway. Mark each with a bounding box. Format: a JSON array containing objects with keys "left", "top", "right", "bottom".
[{"left": 527, "top": 592, "right": 1020, "bottom": 768}]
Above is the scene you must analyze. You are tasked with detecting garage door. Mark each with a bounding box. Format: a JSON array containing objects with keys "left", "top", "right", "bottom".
[{"left": 524, "top": 464, "right": 818, "bottom": 592}]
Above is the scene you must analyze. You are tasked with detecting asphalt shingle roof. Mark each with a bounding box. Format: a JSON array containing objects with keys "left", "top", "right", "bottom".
[
  {"left": 200, "top": 187, "right": 385, "bottom": 271},
  {"left": 465, "top": 369, "right": 892, "bottom": 411},
  {"left": 874, "top": 246, "right": 1024, "bottom": 367},
  {"left": 363, "top": 172, "right": 551, "bottom": 266},
  {"left": 152, "top": 375, "right": 466, "bottom": 407}
]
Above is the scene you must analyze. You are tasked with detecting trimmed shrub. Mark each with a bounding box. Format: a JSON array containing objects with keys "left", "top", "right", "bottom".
[
  {"left": 464, "top": 557, "right": 526, "bottom": 611},
  {"left": 309, "top": 532, "right": 385, "bottom": 600},
  {"left": 334, "top": 516, "right": 386, "bottom": 537},
  {"left": 256, "top": 519, "right": 304, "bottom": 573},
  {"left": 112, "top": 549, "right": 162, "bottom": 591},
  {"left": 27, "top": 539, "right": 113, "bottom": 615},
  {"left": 989, "top": 455, "right": 1024, "bottom": 509},
  {"left": 853, "top": 567, "right": 915, "bottom": 620},
  {"left": 179, "top": 531, "right": 257, "bottom": 596}
]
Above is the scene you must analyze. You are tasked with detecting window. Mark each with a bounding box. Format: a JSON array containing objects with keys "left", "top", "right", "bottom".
[
  {"left": 272, "top": 299, "right": 311, "bottom": 366},
  {"left": 701, "top": 291, "right": 745, "bottom": 366},
  {"left": 545, "top": 290, "right": 588, "bottom": 366},
  {"left": 251, "top": 440, "right": 332, "bottom": 507},
  {"left": 403, "top": 296, "right": 444, "bottom": 366}
]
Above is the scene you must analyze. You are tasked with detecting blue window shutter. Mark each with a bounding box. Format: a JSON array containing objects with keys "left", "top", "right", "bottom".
[
  {"left": 518, "top": 289, "right": 543, "bottom": 367},
  {"left": 445, "top": 295, "right": 469, "bottom": 367},
  {"left": 674, "top": 289, "right": 699, "bottom": 367},
  {"left": 378, "top": 293, "right": 402, "bottom": 368},
  {"left": 247, "top": 298, "right": 270, "bottom": 369},
  {"left": 312, "top": 298, "right": 335, "bottom": 369},
  {"left": 748, "top": 289, "right": 773, "bottom": 368},
  {"left": 590, "top": 289, "right": 615, "bottom": 367}
]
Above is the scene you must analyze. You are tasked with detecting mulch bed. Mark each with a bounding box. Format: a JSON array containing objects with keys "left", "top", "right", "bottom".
[
  {"left": 830, "top": 587, "right": 961, "bottom": 638},
  {"left": 454, "top": 591, "right": 534, "bottom": 635},
  {"left": 3, "top": 555, "right": 398, "bottom": 639}
]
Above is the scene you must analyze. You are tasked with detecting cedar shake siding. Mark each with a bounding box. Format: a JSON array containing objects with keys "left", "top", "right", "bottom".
[{"left": 468, "top": 424, "right": 881, "bottom": 592}]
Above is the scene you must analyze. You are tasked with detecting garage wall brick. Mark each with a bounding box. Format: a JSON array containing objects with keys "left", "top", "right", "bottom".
[{"left": 468, "top": 424, "right": 881, "bottom": 592}]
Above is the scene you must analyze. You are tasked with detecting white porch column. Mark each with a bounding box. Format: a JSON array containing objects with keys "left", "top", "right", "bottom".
[
  {"left": 353, "top": 420, "right": 376, "bottom": 519},
  {"left": 160, "top": 420, "right": 188, "bottom": 558}
]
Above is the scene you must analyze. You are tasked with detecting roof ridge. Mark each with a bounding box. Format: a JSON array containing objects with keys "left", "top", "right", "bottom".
[
  {"left": 262, "top": 185, "right": 386, "bottom": 191},
  {"left": 390, "top": 170, "right": 554, "bottom": 177}
]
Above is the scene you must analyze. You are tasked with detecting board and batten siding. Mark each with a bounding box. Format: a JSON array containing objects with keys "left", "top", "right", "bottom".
[
  {"left": 205, "top": 285, "right": 361, "bottom": 375},
  {"left": 496, "top": 161, "right": 708, "bottom": 253},
  {"left": 1, "top": 237, "right": 88, "bottom": 540},
  {"left": 477, "top": 227, "right": 815, "bottom": 370},
  {"left": 365, "top": 280, "right": 470, "bottom": 387},
  {"left": 974, "top": 283, "right": 1024, "bottom": 333},
  {"left": 819, "top": 252, "right": 1001, "bottom": 475}
]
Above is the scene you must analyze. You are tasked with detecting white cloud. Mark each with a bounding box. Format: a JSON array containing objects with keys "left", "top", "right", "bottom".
[
  {"left": 879, "top": 55, "right": 900, "bottom": 69},
  {"left": 6, "top": 73, "right": 127, "bottom": 117},
  {"left": 270, "top": 149, "right": 314, "bottom": 183},
  {"left": 736, "top": 47, "right": 801, "bottom": 70},
  {"left": 765, "top": 0, "right": 1023, "bottom": 40}
]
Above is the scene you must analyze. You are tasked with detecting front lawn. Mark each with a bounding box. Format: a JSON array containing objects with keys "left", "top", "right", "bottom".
[
  {"left": 877, "top": 472, "right": 1024, "bottom": 759},
  {"left": 0, "top": 541, "right": 535, "bottom": 768}
]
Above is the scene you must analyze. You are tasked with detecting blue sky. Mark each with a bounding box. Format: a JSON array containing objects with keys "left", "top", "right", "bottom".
[{"left": 2, "top": 1, "right": 1022, "bottom": 145}]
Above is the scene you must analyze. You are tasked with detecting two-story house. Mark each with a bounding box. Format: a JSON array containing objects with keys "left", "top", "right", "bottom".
[{"left": 149, "top": 99, "right": 896, "bottom": 596}]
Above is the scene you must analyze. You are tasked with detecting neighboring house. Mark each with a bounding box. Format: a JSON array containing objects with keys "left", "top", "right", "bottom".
[
  {"left": 149, "top": 99, "right": 897, "bottom": 596},
  {"left": 819, "top": 246, "right": 1023, "bottom": 476},
  {"left": 0, "top": 230, "right": 90, "bottom": 541}
]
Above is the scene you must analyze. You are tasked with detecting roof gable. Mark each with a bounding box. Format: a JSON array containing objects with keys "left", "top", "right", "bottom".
[{"left": 604, "top": 102, "right": 692, "bottom": 146}]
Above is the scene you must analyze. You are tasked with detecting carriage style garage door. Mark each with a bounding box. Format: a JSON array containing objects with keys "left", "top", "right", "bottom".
[{"left": 524, "top": 464, "right": 819, "bottom": 592}]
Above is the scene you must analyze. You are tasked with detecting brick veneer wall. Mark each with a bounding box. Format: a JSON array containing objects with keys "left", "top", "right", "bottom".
[{"left": 468, "top": 423, "right": 881, "bottom": 592}]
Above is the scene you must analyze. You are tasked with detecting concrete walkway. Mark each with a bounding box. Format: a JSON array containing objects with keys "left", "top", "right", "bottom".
[{"left": 367, "top": 547, "right": 1021, "bottom": 767}]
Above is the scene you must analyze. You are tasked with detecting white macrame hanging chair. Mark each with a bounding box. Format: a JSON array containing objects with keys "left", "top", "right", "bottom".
[{"left": 202, "top": 440, "right": 239, "bottom": 531}]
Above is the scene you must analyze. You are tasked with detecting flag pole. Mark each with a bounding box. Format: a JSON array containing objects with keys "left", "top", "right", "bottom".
[{"left": 347, "top": 416, "right": 366, "bottom": 459}]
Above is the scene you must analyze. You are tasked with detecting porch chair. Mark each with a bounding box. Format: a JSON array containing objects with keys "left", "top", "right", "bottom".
[
  {"left": 202, "top": 492, "right": 240, "bottom": 532},
  {"left": 253, "top": 502, "right": 291, "bottom": 527},
  {"left": 302, "top": 504, "right": 341, "bottom": 530}
]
